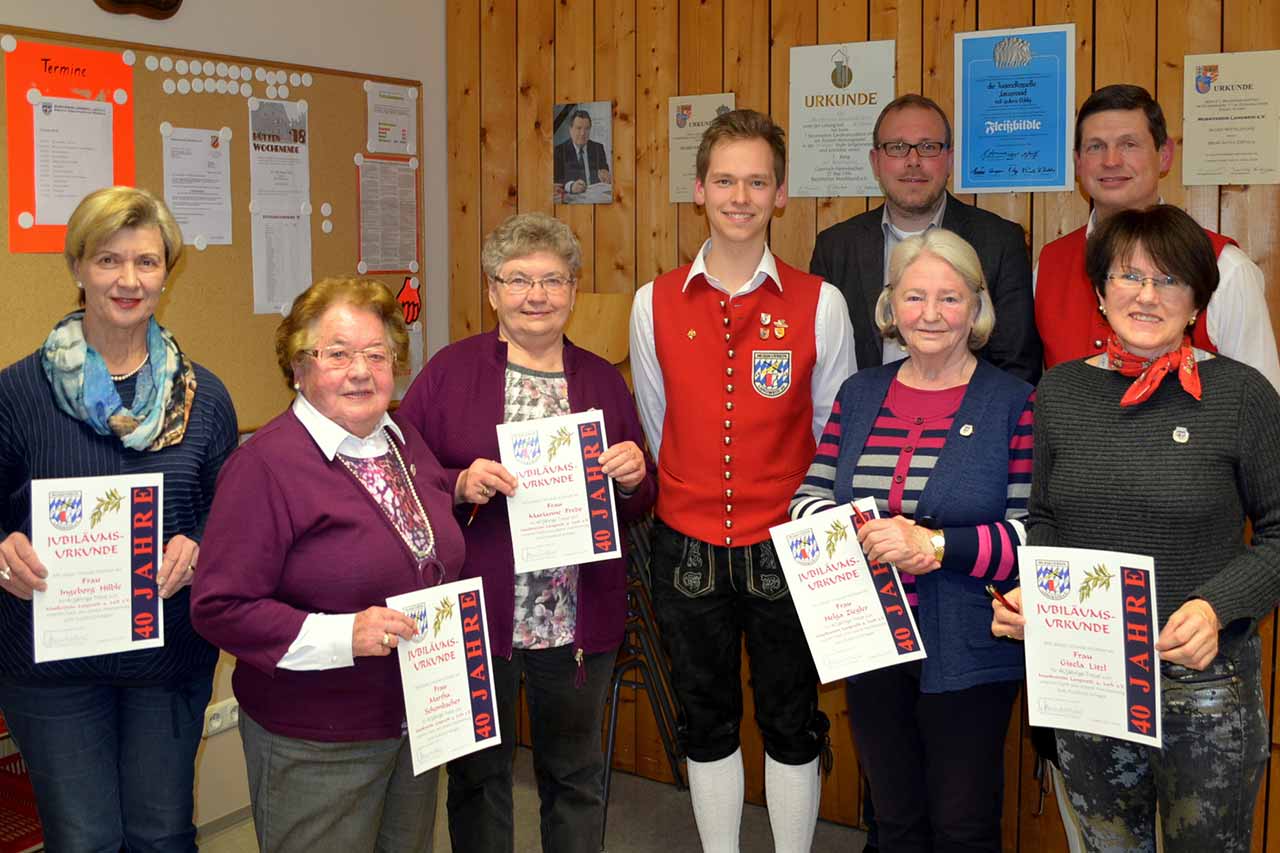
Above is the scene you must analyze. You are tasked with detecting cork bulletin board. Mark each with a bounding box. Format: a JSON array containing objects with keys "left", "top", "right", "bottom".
[{"left": 0, "top": 25, "right": 425, "bottom": 430}]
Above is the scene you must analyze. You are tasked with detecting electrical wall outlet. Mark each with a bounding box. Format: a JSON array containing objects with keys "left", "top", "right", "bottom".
[{"left": 203, "top": 697, "right": 240, "bottom": 738}]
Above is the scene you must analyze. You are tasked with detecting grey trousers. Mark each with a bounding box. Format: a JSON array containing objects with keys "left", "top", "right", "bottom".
[{"left": 240, "top": 711, "right": 439, "bottom": 853}]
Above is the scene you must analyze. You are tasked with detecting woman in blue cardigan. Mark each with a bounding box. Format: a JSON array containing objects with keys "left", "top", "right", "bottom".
[{"left": 791, "top": 228, "right": 1034, "bottom": 853}]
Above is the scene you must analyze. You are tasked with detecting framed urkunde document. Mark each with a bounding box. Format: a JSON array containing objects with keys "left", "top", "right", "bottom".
[{"left": 1183, "top": 50, "right": 1280, "bottom": 185}]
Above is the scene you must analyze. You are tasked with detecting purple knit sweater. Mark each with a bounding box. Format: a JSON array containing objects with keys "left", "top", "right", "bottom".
[
  {"left": 397, "top": 330, "right": 657, "bottom": 659},
  {"left": 190, "top": 409, "right": 465, "bottom": 741}
]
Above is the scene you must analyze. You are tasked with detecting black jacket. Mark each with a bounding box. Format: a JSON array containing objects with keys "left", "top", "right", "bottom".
[{"left": 810, "top": 192, "right": 1042, "bottom": 383}]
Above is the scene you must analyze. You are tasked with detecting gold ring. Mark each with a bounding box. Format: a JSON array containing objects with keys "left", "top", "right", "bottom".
[
  {"left": 381, "top": 632, "right": 391, "bottom": 647},
  {"left": 0, "top": 565, "right": 10, "bottom": 582}
]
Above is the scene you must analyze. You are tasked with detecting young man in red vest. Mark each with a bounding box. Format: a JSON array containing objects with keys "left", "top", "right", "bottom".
[
  {"left": 1035, "top": 84, "right": 1280, "bottom": 389},
  {"left": 629, "top": 109, "right": 855, "bottom": 852}
]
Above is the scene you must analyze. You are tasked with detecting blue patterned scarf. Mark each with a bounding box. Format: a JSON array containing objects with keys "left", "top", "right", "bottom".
[{"left": 41, "top": 311, "right": 197, "bottom": 451}]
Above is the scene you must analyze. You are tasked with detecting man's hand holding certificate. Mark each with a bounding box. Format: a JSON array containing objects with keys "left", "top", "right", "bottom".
[
  {"left": 1019, "top": 546, "right": 1161, "bottom": 748},
  {"left": 769, "top": 497, "right": 926, "bottom": 683},
  {"left": 496, "top": 410, "right": 622, "bottom": 573}
]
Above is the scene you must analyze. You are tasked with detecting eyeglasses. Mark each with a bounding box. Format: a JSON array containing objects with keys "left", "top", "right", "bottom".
[
  {"left": 303, "top": 344, "right": 394, "bottom": 371},
  {"left": 877, "top": 140, "right": 948, "bottom": 159},
  {"left": 492, "top": 274, "right": 575, "bottom": 295},
  {"left": 1104, "top": 271, "right": 1187, "bottom": 292}
]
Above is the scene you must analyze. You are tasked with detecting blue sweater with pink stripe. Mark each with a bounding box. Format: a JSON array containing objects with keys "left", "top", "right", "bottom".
[{"left": 792, "top": 358, "right": 1033, "bottom": 692}]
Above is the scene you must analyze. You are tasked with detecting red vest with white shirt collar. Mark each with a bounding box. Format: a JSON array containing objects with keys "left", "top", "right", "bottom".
[
  {"left": 1035, "top": 224, "right": 1232, "bottom": 368},
  {"left": 652, "top": 255, "right": 820, "bottom": 546}
]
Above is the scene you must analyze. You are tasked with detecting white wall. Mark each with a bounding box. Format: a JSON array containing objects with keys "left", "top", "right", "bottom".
[
  {"left": 1, "top": 0, "right": 449, "bottom": 828},
  {"left": 2, "top": 0, "right": 449, "bottom": 358}
]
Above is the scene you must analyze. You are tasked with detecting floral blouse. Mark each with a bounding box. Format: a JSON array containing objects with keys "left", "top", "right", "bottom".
[{"left": 505, "top": 363, "right": 578, "bottom": 650}]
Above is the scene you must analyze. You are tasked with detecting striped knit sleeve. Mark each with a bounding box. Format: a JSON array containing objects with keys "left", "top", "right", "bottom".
[
  {"left": 938, "top": 391, "right": 1035, "bottom": 581},
  {"left": 790, "top": 397, "right": 843, "bottom": 518}
]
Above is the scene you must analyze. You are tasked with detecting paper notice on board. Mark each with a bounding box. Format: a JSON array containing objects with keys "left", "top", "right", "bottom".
[
  {"left": 359, "top": 157, "right": 419, "bottom": 272},
  {"left": 163, "top": 128, "right": 232, "bottom": 245},
  {"left": 248, "top": 99, "right": 310, "bottom": 210},
  {"left": 366, "top": 82, "right": 417, "bottom": 155},
  {"left": 251, "top": 212, "right": 313, "bottom": 314},
  {"left": 34, "top": 97, "right": 113, "bottom": 226}
]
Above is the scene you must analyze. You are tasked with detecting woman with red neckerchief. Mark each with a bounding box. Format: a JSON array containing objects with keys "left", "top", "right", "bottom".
[{"left": 993, "top": 204, "right": 1280, "bottom": 852}]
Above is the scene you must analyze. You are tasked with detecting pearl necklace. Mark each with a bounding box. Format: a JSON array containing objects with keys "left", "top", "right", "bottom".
[{"left": 110, "top": 355, "right": 150, "bottom": 382}]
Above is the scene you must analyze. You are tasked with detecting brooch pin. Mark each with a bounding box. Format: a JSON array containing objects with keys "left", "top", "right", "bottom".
[
  {"left": 958, "top": 424, "right": 974, "bottom": 437},
  {"left": 773, "top": 319, "right": 788, "bottom": 339},
  {"left": 1172, "top": 426, "right": 1189, "bottom": 444},
  {"left": 760, "top": 312, "right": 772, "bottom": 325},
  {"left": 759, "top": 328, "right": 770, "bottom": 340},
  {"left": 688, "top": 329, "right": 697, "bottom": 340}
]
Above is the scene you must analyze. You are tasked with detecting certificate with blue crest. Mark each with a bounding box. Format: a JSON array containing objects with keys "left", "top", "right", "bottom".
[
  {"left": 496, "top": 409, "right": 622, "bottom": 574},
  {"left": 1019, "top": 546, "right": 1161, "bottom": 748},
  {"left": 954, "top": 24, "right": 1074, "bottom": 193},
  {"left": 389, "top": 576, "right": 501, "bottom": 775},
  {"left": 770, "top": 498, "right": 926, "bottom": 684},
  {"left": 30, "top": 473, "right": 164, "bottom": 663}
]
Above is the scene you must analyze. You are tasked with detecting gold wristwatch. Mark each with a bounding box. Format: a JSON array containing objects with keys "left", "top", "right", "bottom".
[{"left": 929, "top": 531, "right": 945, "bottom": 564}]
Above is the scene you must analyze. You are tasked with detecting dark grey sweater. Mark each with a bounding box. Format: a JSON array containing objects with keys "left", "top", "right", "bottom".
[{"left": 1029, "top": 356, "right": 1280, "bottom": 651}]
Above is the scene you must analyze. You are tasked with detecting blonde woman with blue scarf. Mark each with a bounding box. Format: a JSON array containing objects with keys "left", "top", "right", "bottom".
[{"left": 0, "top": 186, "right": 239, "bottom": 852}]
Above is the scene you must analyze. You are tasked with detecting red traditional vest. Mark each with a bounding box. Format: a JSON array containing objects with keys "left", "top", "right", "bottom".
[
  {"left": 1036, "top": 225, "right": 1233, "bottom": 368},
  {"left": 652, "top": 256, "right": 822, "bottom": 546}
]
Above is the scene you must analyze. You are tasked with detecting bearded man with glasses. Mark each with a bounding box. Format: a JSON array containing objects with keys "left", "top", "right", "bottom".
[{"left": 811, "top": 94, "right": 1041, "bottom": 383}]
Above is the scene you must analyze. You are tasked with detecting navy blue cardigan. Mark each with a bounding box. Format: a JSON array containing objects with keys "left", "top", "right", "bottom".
[{"left": 831, "top": 359, "right": 1032, "bottom": 692}]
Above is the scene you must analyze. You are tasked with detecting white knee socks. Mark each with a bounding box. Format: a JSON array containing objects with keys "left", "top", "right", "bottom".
[
  {"left": 687, "top": 748, "right": 745, "bottom": 853},
  {"left": 765, "top": 754, "right": 820, "bottom": 853}
]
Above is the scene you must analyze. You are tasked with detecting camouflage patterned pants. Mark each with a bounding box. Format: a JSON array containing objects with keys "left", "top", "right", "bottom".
[{"left": 1055, "top": 634, "right": 1268, "bottom": 853}]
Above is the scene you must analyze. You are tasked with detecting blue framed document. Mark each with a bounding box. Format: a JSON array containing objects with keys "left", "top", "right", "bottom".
[{"left": 954, "top": 24, "right": 1074, "bottom": 193}]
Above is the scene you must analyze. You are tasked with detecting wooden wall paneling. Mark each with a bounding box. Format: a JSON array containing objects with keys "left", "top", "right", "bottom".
[
  {"left": 594, "top": 0, "right": 638, "bottom": 296},
  {"left": 724, "top": 0, "right": 771, "bottom": 112},
  {"left": 632, "top": 0, "right": 681, "bottom": 781},
  {"left": 923, "top": 0, "right": 975, "bottom": 209},
  {"left": 1029, "top": 0, "right": 1091, "bottom": 259},
  {"left": 816, "top": 0, "right": 872, "bottom": 236},
  {"left": 480, "top": 0, "right": 519, "bottom": 333},
  {"left": 769, "top": 0, "right": 819, "bottom": 271},
  {"left": 1092, "top": 0, "right": 1156, "bottom": 91},
  {"left": 636, "top": 0, "right": 680, "bottom": 285},
  {"left": 1222, "top": 0, "right": 1280, "bottom": 346},
  {"left": 556, "top": 0, "right": 598, "bottom": 291},
  {"left": 517, "top": 0, "right": 557, "bottom": 217},
  {"left": 1156, "top": 0, "right": 1222, "bottom": 229},
  {"left": 973, "top": 0, "right": 1033, "bottom": 247},
  {"left": 871, "top": 0, "right": 924, "bottom": 96},
  {"left": 448, "top": 0, "right": 484, "bottom": 341},
  {"left": 676, "top": 0, "right": 724, "bottom": 266}
]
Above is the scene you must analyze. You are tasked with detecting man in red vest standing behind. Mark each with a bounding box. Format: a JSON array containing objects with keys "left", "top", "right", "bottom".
[
  {"left": 630, "top": 109, "right": 855, "bottom": 852},
  {"left": 1036, "top": 84, "right": 1280, "bottom": 389}
]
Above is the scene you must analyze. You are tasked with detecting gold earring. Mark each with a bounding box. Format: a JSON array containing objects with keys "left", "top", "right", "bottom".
[{"left": 1098, "top": 304, "right": 1107, "bottom": 316}]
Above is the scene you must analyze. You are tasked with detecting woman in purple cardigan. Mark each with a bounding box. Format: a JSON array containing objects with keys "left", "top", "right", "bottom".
[
  {"left": 191, "top": 277, "right": 465, "bottom": 853},
  {"left": 398, "top": 212, "right": 656, "bottom": 853}
]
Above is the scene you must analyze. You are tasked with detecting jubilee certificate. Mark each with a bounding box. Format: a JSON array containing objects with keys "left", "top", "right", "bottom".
[
  {"left": 389, "top": 577, "right": 501, "bottom": 775},
  {"left": 31, "top": 473, "right": 164, "bottom": 663},
  {"left": 1019, "top": 546, "right": 1161, "bottom": 748},
  {"left": 496, "top": 410, "right": 622, "bottom": 574},
  {"left": 770, "top": 498, "right": 926, "bottom": 684}
]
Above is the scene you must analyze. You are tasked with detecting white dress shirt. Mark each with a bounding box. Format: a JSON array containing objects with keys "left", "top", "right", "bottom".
[
  {"left": 276, "top": 393, "right": 405, "bottom": 671},
  {"left": 629, "top": 239, "right": 857, "bottom": 456}
]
